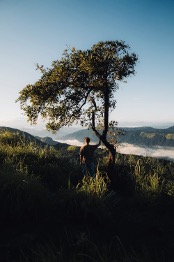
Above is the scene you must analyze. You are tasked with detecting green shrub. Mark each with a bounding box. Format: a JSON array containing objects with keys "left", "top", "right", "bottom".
[{"left": 67, "top": 145, "right": 79, "bottom": 152}]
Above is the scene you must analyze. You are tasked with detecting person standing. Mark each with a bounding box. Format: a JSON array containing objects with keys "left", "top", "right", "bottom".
[{"left": 80, "top": 137, "right": 101, "bottom": 177}]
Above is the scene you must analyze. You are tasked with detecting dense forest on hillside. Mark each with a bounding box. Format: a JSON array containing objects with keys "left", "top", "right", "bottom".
[
  {"left": 1, "top": 129, "right": 174, "bottom": 261},
  {"left": 60, "top": 126, "right": 174, "bottom": 147}
]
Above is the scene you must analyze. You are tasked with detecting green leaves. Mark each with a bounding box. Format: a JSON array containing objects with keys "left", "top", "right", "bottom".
[{"left": 17, "top": 40, "right": 138, "bottom": 132}]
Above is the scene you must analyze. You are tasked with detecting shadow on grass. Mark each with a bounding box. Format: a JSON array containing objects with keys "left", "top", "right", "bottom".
[{"left": 1, "top": 156, "right": 174, "bottom": 261}]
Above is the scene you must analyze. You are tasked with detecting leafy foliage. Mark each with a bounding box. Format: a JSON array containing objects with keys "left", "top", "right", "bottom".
[{"left": 17, "top": 41, "right": 138, "bottom": 131}]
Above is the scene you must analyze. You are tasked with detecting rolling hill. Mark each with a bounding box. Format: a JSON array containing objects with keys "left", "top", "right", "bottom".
[
  {"left": 1, "top": 125, "right": 174, "bottom": 149},
  {"left": 0, "top": 126, "right": 47, "bottom": 147},
  {"left": 0, "top": 126, "right": 69, "bottom": 149},
  {"left": 59, "top": 126, "right": 174, "bottom": 147}
]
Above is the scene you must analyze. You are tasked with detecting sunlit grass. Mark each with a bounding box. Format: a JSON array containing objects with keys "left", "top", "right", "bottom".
[
  {"left": 0, "top": 130, "right": 174, "bottom": 261},
  {"left": 76, "top": 168, "right": 109, "bottom": 198}
]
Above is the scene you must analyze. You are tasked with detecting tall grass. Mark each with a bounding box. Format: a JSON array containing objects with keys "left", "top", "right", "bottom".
[
  {"left": 134, "top": 158, "right": 164, "bottom": 194},
  {"left": 76, "top": 166, "right": 109, "bottom": 198},
  {"left": 1, "top": 130, "right": 174, "bottom": 261}
]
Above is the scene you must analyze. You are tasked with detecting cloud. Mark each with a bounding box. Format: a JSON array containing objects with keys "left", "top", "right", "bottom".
[
  {"left": 117, "top": 143, "right": 174, "bottom": 161},
  {"left": 56, "top": 139, "right": 84, "bottom": 147}
]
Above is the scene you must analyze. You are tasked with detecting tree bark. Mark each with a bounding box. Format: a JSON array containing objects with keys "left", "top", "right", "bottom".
[{"left": 91, "top": 126, "right": 116, "bottom": 179}]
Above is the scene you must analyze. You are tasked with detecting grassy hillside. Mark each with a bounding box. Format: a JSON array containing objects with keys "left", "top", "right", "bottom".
[
  {"left": 0, "top": 126, "right": 47, "bottom": 147},
  {"left": 1, "top": 129, "right": 174, "bottom": 261},
  {"left": 0, "top": 126, "right": 68, "bottom": 149}
]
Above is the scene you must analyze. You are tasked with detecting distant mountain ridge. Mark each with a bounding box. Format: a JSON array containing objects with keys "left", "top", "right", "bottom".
[
  {"left": 22, "top": 126, "right": 81, "bottom": 139},
  {"left": 59, "top": 126, "right": 174, "bottom": 147},
  {"left": 1, "top": 125, "right": 174, "bottom": 148}
]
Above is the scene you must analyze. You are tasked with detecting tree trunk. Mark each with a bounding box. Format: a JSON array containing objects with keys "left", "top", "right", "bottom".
[
  {"left": 91, "top": 86, "right": 116, "bottom": 180},
  {"left": 92, "top": 127, "right": 116, "bottom": 179},
  {"left": 100, "top": 137, "right": 116, "bottom": 179}
]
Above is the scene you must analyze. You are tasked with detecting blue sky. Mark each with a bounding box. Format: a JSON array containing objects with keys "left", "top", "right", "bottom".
[{"left": 0, "top": 0, "right": 174, "bottom": 129}]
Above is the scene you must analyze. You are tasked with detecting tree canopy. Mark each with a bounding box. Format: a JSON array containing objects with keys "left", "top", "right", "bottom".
[{"left": 17, "top": 40, "right": 138, "bottom": 172}]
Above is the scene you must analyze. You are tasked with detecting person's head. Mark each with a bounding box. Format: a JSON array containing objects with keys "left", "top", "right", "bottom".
[{"left": 84, "top": 137, "right": 90, "bottom": 144}]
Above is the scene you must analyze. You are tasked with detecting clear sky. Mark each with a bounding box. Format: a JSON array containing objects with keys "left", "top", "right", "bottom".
[{"left": 0, "top": 0, "right": 174, "bottom": 129}]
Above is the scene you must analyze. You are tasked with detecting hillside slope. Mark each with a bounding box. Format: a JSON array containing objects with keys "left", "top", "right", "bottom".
[
  {"left": 0, "top": 126, "right": 47, "bottom": 147},
  {"left": 0, "top": 126, "right": 69, "bottom": 149}
]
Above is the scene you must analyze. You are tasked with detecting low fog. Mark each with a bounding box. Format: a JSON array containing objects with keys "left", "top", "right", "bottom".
[
  {"left": 57, "top": 139, "right": 174, "bottom": 162},
  {"left": 117, "top": 143, "right": 174, "bottom": 161}
]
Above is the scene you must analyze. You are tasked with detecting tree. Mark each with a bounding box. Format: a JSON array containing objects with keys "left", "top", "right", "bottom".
[{"left": 17, "top": 40, "right": 138, "bottom": 177}]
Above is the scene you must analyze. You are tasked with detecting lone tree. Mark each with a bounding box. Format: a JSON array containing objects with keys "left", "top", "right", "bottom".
[{"left": 17, "top": 40, "right": 138, "bottom": 177}]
